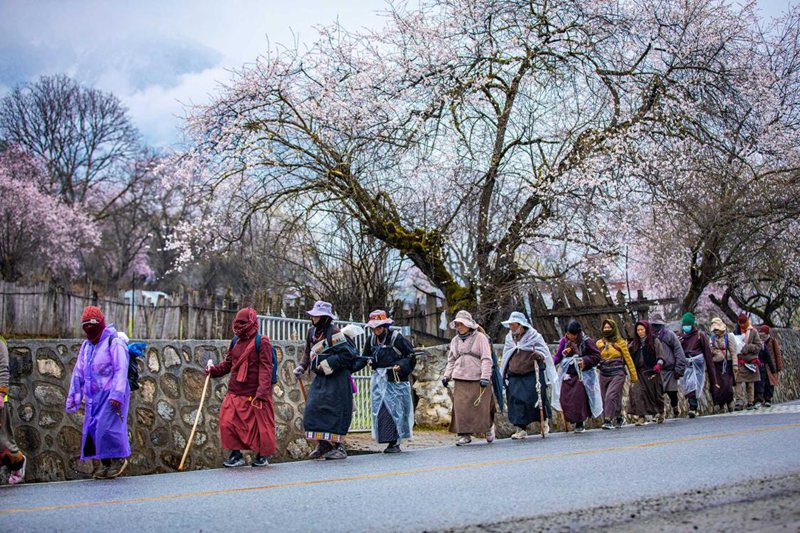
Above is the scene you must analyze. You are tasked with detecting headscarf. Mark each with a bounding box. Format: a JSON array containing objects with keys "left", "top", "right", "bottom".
[
  {"left": 710, "top": 317, "right": 727, "bottom": 334},
  {"left": 737, "top": 312, "right": 750, "bottom": 333},
  {"left": 313, "top": 316, "right": 333, "bottom": 339},
  {"left": 232, "top": 308, "right": 259, "bottom": 339},
  {"left": 630, "top": 320, "right": 655, "bottom": 354},
  {"left": 601, "top": 319, "right": 621, "bottom": 341},
  {"left": 758, "top": 324, "right": 770, "bottom": 343},
  {"left": 81, "top": 306, "right": 106, "bottom": 344}
]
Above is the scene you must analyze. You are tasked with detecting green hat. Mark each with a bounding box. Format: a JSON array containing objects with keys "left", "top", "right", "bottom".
[{"left": 682, "top": 312, "right": 696, "bottom": 327}]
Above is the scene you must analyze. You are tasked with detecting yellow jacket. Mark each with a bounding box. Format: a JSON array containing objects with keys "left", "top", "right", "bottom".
[{"left": 596, "top": 337, "right": 638, "bottom": 383}]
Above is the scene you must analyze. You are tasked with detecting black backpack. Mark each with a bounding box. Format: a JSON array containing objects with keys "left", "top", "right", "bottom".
[{"left": 229, "top": 332, "right": 279, "bottom": 385}]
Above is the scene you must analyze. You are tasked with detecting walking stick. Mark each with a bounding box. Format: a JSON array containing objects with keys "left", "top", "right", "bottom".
[
  {"left": 535, "top": 359, "right": 546, "bottom": 438},
  {"left": 298, "top": 376, "right": 308, "bottom": 402},
  {"left": 178, "top": 370, "right": 211, "bottom": 471}
]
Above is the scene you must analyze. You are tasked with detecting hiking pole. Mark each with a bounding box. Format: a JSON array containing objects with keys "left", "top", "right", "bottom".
[
  {"left": 535, "top": 359, "right": 546, "bottom": 438},
  {"left": 298, "top": 376, "right": 308, "bottom": 402},
  {"left": 178, "top": 366, "right": 211, "bottom": 471}
]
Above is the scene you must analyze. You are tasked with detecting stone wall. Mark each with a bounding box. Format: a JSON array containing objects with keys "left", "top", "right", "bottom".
[
  {"left": 4, "top": 339, "right": 312, "bottom": 483},
  {"left": 411, "top": 329, "right": 800, "bottom": 437}
]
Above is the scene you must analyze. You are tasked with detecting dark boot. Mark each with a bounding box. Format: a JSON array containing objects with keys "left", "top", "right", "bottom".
[
  {"left": 384, "top": 441, "right": 401, "bottom": 453},
  {"left": 309, "top": 441, "right": 333, "bottom": 460}
]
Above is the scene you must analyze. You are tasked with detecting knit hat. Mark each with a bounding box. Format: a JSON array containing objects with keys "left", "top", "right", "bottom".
[
  {"left": 81, "top": 306, "right": 105, "bottom": 325},
  {"left": 566, "top": 321, "right": 582, "bottom": 335},
  {"left": 710, "top": 317, "right": 727, "bottom": 333},
  {"left": 681, "top": 312, "right": 696, "bottom": 327},
  {"left": 758, "top": 325, "right": 771, "bottom": 335},
  {"left": 449, "top": 310, "right": 478, "bottom": 330},
  {"left": 366, "top": 310, "right": 394, "bottom": 329}
]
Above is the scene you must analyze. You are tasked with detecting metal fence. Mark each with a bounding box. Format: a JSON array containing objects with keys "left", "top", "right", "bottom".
[{"left": 257, "top": 314, "right": 374, "bottom": 432}]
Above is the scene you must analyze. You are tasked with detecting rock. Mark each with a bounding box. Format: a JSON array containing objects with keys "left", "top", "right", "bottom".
[
  {"left": 273, "top": 383, "right": 285, "bottom": 398},
  {"left": 181, "top": 406, "right": 203, "bottom": 426},
  {"left": 160, "top": 374, "right": 181, "bottom": 399},
  {"left": 157, "top": 401, "right": 175, "bottom": 421},
  {"left": 151, "top": 426, "right": 170, "bottom": 447},
  {"left": 140, "top": 378, "right": 157, "bottom": 404},
  {"left": 56, "top": 426, "right": 83, "bottom": 453},
  {"left": 294, "top": 418, "right": 304, "bottom": 432},
  {"left": 136, "top": 407, "right": 156, "bottom": 427},
  {"left": 160, "top": 451, "right": 182, "bottom": 471},
  {"left": 195, "top": 346, "right": 220, "bottom": 366},
  {"left": 173, "top": 430, "right": 186, "bottom": 450},
  {"left": 14, "top": 424, "right": 41, "bottom": 452},
  {"left": 413, "top": 345, "right": 448, "bottom": 382},
  {"left": 33, "top": 382, "right": 66, "bottom": 407},
  {"left": 288, "top": 389, "right": 301, "bottom": 403},
  {"left": 275, "top": 403, "right": 294, "bottom": 422},
  {"left": 182, "top": 369, "right": 205, "bottom": 402},
  {"left": 36, "top": 349, "right": 65, "bottom": 378},
  {"left": 286, "top": 438, "right": 311, "bottom": 459},
  {"left": 182, "top": 347, "right": 192, "bottom": 362},
  {"left": 18, "top": 404, "right": 34, "bottom": 422},
  {"left": 214, "top": 384, "right": 228, "bottom": 401},
  {"left": 193, "top": 432, "right": 207, "bottom": 446},
  {"left": 148, "top": 348, "right": 160, "bottom": 373},
  {"left": 9, "top": 383, "right": 28, "bottom": 401},
  {"left": 9, "top": 347, "right": 33, "bottom": 378},
  {"left": 413, "top": 380, "right": 452, "bottom": 427},
  {"left": 38, "top": 410, "right": 62, "bottom": 428},
  {"left": 163, "top": 346, "right": 181, "bottom": 368},
  {"left": 31, "top": 452, "right": 66, "bottom": 482}
]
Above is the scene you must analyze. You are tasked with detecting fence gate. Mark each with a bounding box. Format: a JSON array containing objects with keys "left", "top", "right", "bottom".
[{"left": 258, "top": 314, "right": 372, "bottom": 433}]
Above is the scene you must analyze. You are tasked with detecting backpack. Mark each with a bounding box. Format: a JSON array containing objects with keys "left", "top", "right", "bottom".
[
  {"left": 229, "top": 332, "right": 279, "bottom": 385},
  {"left": 107, "top": 335, "right": 146, "bottom": 391},
  {"left": 478, "top": 332, "right": 505, "bottom": 413}
]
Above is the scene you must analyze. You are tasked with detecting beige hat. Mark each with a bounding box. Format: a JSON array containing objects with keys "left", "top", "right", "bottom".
[
  {"left": 449, "top": 310, "right": 479, "bottom": 330},
  {"left": 710, "top": 317, "right": 727, "bottom": 333}
]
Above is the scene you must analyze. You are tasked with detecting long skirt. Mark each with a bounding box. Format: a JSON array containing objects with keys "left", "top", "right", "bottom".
[
  {"left": 559, "top": 378, "right": 591, "bottom": 424},
  {"left": 219, "top": 393, "right": 276, "bottom": 456},
  {"left": 712, "top": 361, "right": 735, "bottom": 407},
  {"left": 507, "top": 369, "right": 551, "bottom": 428},
  {"left": 599, "top": 372, "right": 626, "bottom": 419},
  {"left": 80, "top": 389, "right": 131, "bottom": 460},
  {"left": 450, "top": 379, "right": 495, "bottom": 434},
  {"left": 0, "top": 403, "right": 24, "bottom": 470},
  {"left": 629, "top": 370, "right": 664, "bottom": 417},
  {"left": 304, "top": 370, "right": 354, "bottom": 442}
]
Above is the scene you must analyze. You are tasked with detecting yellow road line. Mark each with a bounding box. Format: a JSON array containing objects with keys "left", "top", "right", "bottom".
[{"left": 2, "top": 422, "right": 800, "bottom": 516}]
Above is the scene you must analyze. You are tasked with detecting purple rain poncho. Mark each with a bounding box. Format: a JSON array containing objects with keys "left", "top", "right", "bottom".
[{"left": 66, "top": 324, "right": 131, "bottom": 460}]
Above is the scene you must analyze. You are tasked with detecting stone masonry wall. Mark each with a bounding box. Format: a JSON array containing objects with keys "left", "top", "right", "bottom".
[{"left": 4, "top": 339, "right": 312, "bottom": 483}]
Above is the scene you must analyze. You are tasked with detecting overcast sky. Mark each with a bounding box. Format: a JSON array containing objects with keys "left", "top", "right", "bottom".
[{"left": 0, "top": 0, "right": 796, "bottom": 148}]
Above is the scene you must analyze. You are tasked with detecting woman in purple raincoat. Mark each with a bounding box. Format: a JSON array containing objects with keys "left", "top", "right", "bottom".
[{"left": 66, "top": 306, "right": 131, "bottom": 479}]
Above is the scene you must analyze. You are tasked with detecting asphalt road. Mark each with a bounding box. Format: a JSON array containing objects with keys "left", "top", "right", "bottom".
[{"left": 2, "top": 404, "right": 800, "bottom": 532}]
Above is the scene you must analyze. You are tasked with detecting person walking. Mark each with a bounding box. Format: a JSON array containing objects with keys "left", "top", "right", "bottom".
[
  {"left": 677, "top": 312, "right": 718, "bottom": 418},
  {"left": 552, "top": 321, "right": 602, "bottom": 433},
  {"left": 628, "top": 320, "right": 666, "bottom": 425},
  {"left": 708, "top": 317, "right": 738, "bottom": 414},
  {"left": 755, "top": 325, "right": 782, "bottom": 407},
  {"left": 206, "top": 308, "right": 276, "bottom": 467},
  {"left": 0, "top": 335, "right": 25, "bottom": 485},
  {"left": 499, "top": 311, "right": 557, "bottom": 439},
  {"left": 294, "top": 301, "right": 358, "bottom": 460},
  {"left": 65, "top": 306, "right": 131, "bottom": 479},
  {"left": 650, "top": 313, "right": 687, "bottom": 418},
  {"left": 442, "top": 310, "right": 496, "bottom": 446},
  {"left": 595, "top": 319, "right": 637, "bottom": 429},
  {"left": 734, "top": 313, "right": 763, "bottom": 410},
  {"left": 362, "top": 310, "right": 416, "bottom": 453}
]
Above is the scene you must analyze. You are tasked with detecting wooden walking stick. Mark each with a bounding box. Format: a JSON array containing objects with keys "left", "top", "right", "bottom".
[
  {"left": 178, "top": 368, "right": 211, "bottom": 471},
  {"left": 535, "top": 359, "right": 546, "bottom": 438},
  {"left": 298, "top": 375, "right": 308, "bottom": 402}
]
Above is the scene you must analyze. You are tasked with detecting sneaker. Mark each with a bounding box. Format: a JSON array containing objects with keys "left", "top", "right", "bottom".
[
  {"left": 511, "top": 429, "right": 528, "bottom": 440},
  {"left": 456, "top": 435, "right": 472, "bottom": 446},
  {"left": 223, "top": 451, "right": 245, "bottom": 468},
  {"left": 672, "top": 407, "right": 680, "bottom": 418},
  {"left": 323, "top": 444, "right": 347, "bottom": 460},
  {"left": 765, "top": 401, "right": 772, "bottom": 408},
  {"left": 734, "top": 404, "right": 744, "bottom": 411},
  {"left": 308, "top": 441, "right": 332, "bottom": 460},
  {"left": 753, "top": 402, "right": 762, "bottom": 409},
  {"left": 8, "top": 455, "right": 26, "bottom": 485},
  {"left": 688, "top": 410, "right": 697, "bottom": 418},
  {"left": 107, "top": 458, "right": 129, "bottom": 479},
  {"left": 486, "top": 425, "right": 495, "bottom": 443},
  {"left": 656, "top": 413, "right": 665, "bottom": 424},
  {"left": 746, "top": 403, "right": 755, "bottom": 410},
  {"left": 615, "top": 416, "right": 626, "bottom": 429},
  {"left": 574, "top": 424, "right": 586, "bottom": 434},
  {"left": 252, "top": 455, "right": 270, "bottom": 467},
  {"left": 601, "top": 419, "right": 614, "bottom": 430},
  {"left": 383, "top": 443, "right": 402, "bottom": 454}
]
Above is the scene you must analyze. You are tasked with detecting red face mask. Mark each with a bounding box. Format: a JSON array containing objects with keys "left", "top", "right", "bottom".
[{"left": 82, "top": 320, "right": 105, "bottom": 344}]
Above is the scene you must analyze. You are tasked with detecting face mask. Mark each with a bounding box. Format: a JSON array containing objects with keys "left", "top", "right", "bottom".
[
  {"left": 602, "top": 330, "right": 614, "bottom": 338},
  {"left": 682, "top": 325, "right": 692, "bottom": 334}
]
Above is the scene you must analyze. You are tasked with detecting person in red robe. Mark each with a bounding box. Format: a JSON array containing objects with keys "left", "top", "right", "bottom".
[{"left": 206, "top": 308, "right": 276, "bottom": 467}]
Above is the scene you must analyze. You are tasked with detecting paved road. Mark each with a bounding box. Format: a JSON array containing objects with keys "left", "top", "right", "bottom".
[{"left": 2, "top": 404, "right": 800, "bottom": 532}]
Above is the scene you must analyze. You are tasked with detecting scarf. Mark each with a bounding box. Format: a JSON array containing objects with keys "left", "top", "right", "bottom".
[
  {"left": 501, "top": 326, "right": 557, "bottom": 385},
  {"left": 231, "top": 308, "right": 259, "bottom": 383},
  {"left": 601, "top": 319, "right": 621, "bottom": 342},
  {"left": 458, "top": 330, "right": 475, "bottom": 342}
]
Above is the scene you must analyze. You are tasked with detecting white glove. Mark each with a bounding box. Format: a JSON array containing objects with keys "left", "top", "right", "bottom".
[
  {"left": 206, "top": 359, "right": 214, "bottom": 370},
  {"left": 293, "top": 365, "right": 304, "bottom": 377}
]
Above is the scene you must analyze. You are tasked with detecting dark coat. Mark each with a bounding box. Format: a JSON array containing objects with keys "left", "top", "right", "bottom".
[
  {"left": 361, "top": 331, "right": 416, "bottom": 382},
  {"left": 677, "top": 328, "right": 718, "bottom": 390}
]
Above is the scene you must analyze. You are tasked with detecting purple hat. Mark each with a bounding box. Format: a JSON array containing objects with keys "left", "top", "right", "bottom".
[{"left": 307, "top": 300, "right": 337, "bottom": 320}]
